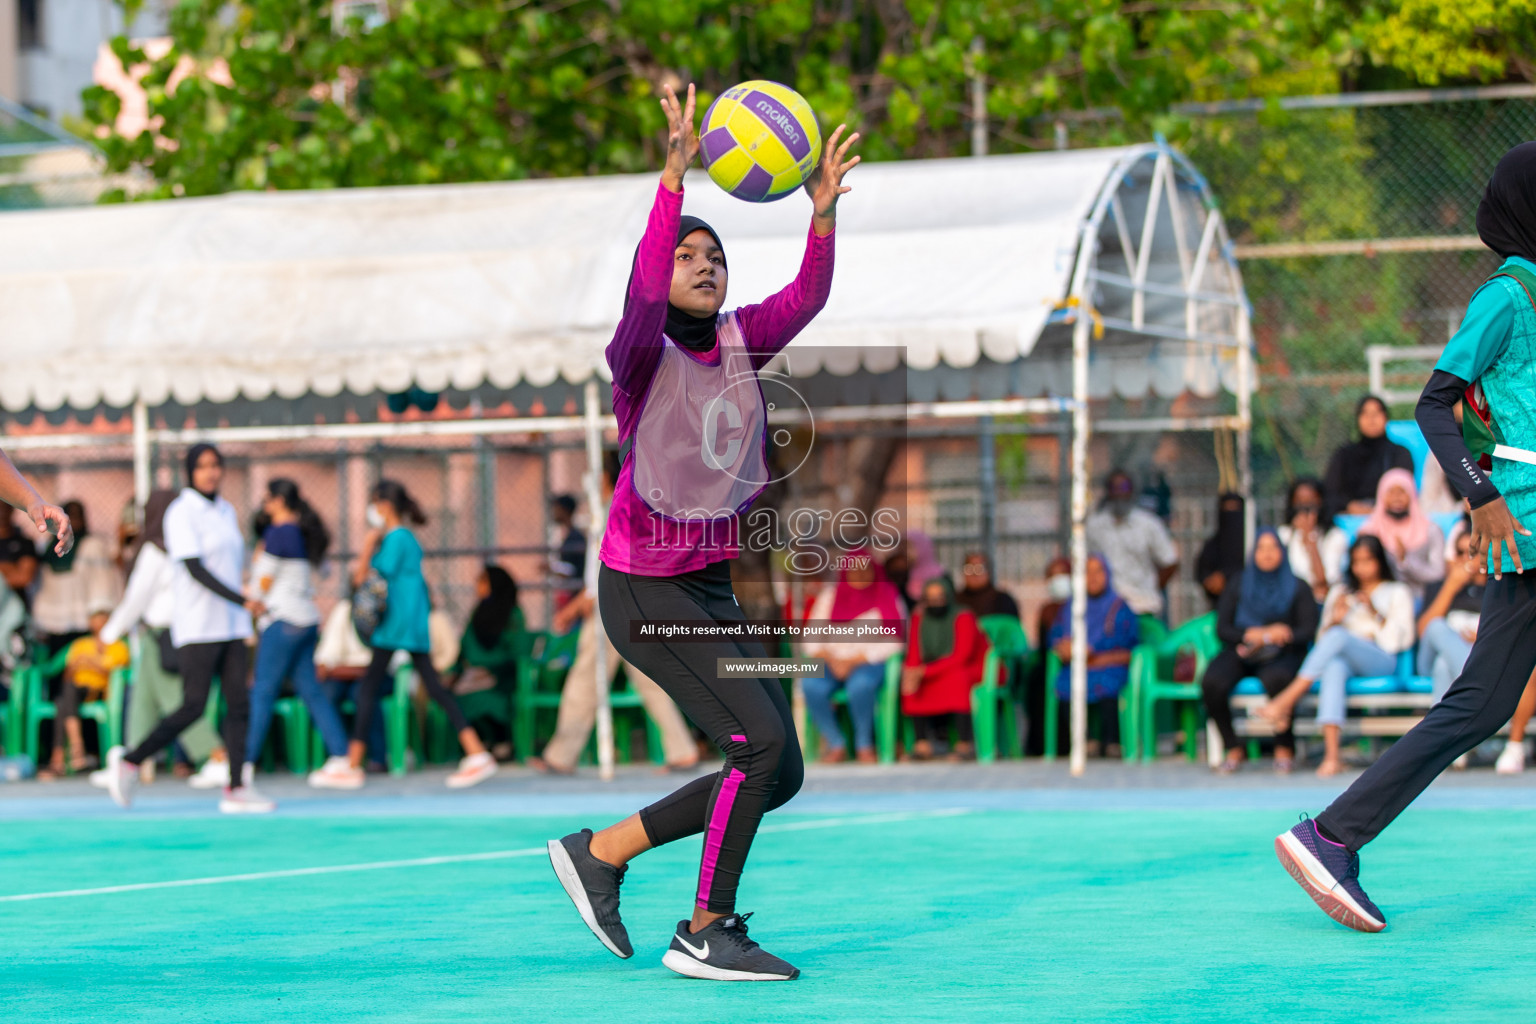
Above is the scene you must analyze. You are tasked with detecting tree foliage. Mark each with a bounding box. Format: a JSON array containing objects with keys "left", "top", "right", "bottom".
[
  {"left": 1370, "top": 0, "right": 1536, "bottom": 85},
  {"left": 83, "top": 0, "right": 1377, "bottom": 199}
]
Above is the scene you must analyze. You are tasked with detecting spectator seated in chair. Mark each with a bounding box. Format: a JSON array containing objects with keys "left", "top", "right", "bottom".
[
  {"left": 1258, "top": 534, "right": 1415, "bottom": 778},
  {"left": 1047, "top": 554, "right": 1140, "bottom": 758},
  {"left": 40, "top": 605, "right": 128, "bottom": 778},
  {"left": 901, "top": 575, "right": 989, "bottom": 761},
  {"left": 800, "top": 547, "right": 906, "bottom": 763},
  {"left": 447, "top": 564, "right": 531, "bottom": 697},
  {"left": 1358, "top": 467, "right": 1445, "bottom": 602},
  {"left": 1417, "top": 517, "right": 1485, "bottom": 703},
  {"left": 1200, "top": 528, "right": 1319, "bottom": 775}
]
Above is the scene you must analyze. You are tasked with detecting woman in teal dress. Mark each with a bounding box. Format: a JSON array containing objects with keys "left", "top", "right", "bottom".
[{"left": 340, "top": 480, "right": 499, "bottom": 789}]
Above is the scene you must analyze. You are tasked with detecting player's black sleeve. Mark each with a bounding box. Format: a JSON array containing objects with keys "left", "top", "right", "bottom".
[
  {"left": 183, "top": 557, "right": 247, "bottom": 607},
  {"left": 1416, "top": 369, "right": 1501, "bottom": 510}
]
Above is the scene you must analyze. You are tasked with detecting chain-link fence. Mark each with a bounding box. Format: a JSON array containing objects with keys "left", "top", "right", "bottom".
[
  {"left": 1186, "top": 94, "right": 1536, "bottom": 492},
  {"left": 4, "top": 432, "right": 594, "bottom": 639}
]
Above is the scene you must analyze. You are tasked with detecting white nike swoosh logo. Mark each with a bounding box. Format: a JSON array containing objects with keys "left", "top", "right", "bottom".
[{"left": 677, "top": 935, "right": 710, "bottom": 960}]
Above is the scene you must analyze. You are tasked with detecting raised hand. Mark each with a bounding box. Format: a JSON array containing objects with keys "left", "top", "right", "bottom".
[
  {"left": 805, "top": 123, "right": 861, "bottom": 233},
  {"left": 660, "top": 82, "right": 699, "bottom": 193}
]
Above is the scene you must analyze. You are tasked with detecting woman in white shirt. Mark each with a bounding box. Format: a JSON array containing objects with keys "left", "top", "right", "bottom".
[
  {"left": 1275, "top": 478, "right": 1338, "bottom": 603},
  {"left": 243, "top": 478, "right": 356, "bottom": 789},
  {"left": 1258, "top": 534, "right": 1415, "bottom": 777},
  {"left": 99, "top": 489, "right": 224, "bottom": 783},
  {"left": 104, "top": 444, "right": 267, "bottom": 814}
]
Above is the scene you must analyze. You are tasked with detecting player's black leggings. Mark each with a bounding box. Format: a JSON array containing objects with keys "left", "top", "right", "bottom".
[
  {"left": 352, "top": 647, "right": 469, "bottom": 742},
  {"left": 1319, "top": 571, "right": 1536, "bottom": 850},
  {"left": 124, "top": 639, "right": 249, "bottom": 772},
  {"left": 599, "top": 561, "right": 803, "bottom": 914}
]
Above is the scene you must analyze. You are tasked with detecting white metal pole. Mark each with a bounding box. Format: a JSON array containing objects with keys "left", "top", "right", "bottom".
[
  {"left": 132, "top": 398, "right": 150, "bottom": 507},
  {"left": 1237, "top": 302, "right": 1255, "bottom": 547},
  {"left": 1069, "top": 305, "right": 1091, "bottom": 779},
  {"left": 583, "top": 380, "right": 615, "bottom": 782}
]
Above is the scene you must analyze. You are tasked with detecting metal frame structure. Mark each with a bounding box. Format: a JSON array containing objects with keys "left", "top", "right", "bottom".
[
  {"left": 0, "top": 143, "right": 1251, "bottom": 775},
  {"left": 1061, "top": 142, "right": 1253, "bottom": 776}
]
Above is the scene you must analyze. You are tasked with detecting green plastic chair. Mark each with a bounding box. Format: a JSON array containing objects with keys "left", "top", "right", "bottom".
[
  {"left": 1041, "top": 650, "right": 1139, "bottom": 762},
  {"left": 310, "top": 662, "right": 417, "bottom": 775},
  {"left": 256, "top": 696, "right": 312, "bottom": 774},
  {"left": 798, "top": 657, "right": 902, "bottom": 765},
  {"left": 1136, "top": 612, "right": 1220, "bottom": 763},
  {"left": 513, "top": 629, "right": 581, "bottom": 763},
  {"left": 974, "top": 615, "right": 1030, "bottom": 761},
  {"left": 23, "top": 647, "right": 125, "bottom": 769}
]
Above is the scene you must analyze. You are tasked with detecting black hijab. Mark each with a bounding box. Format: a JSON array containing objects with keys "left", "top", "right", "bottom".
[
  {"left": 1196, "top": 492, "right": 1246, "bottom": 599},
  {"left": 470, "top": 564, "right": 519, "bottom": 650},
  {"left": 185, "top": 443, "right": 223, "bottom": 498},
  {"left": 1478, "top": 143, "right": 1536, "bottom": 261},
  {"left": 1325, "top": 395, "right": 1409, "bottom": 518},
  {"left": 625, "top": 215, "right": 727, "bottom": 353}
]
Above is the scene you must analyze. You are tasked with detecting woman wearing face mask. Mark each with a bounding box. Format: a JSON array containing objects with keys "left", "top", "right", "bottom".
[
  {"left": 336, "top": 480, "right": 497, "bottom": 790},
  {"left": 1357, "top": 468, "right": 1445, "bottom": 600},
  {"left": 1322, "top": 395, "right": 1415, "bottom": 520},
  {"left": 1022, "top": 557, "right": 1074, "bottom": 756},
  {"left": 545, "top": 83, "right": 858, "bottom": 983},
  {"left": 104, "top": 444, "right": 270, "bottom": 813},
  {"left": 1200, "top": 529, "right": 1318, "bottom": 774},
  {"left": 900, "top": 575, "right": 990, "bottom": 761}
]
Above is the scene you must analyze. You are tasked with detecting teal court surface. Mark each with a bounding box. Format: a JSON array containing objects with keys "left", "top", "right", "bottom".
[{"left": 5, "top": 762, "right": 1536, "bottom": 1023}]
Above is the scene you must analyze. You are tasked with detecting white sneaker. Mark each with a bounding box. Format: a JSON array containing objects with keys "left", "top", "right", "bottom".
[
  {"left": 218, "top": 785, "right": 276, "bottom": 814},
  {"left": 88, "top": 767, "right": 111, "bottom": 789},
  {"left": 105, "top": 746, "right": 136, "bottom": 808},
  {"left": 308, "top": 756, "right": 365, "bottom": 790},
  {"left": 1497, "top": 740, "right": 1527, "bottom": 775},
  {"left": 446, "top": 751, "right": 498, "bottom": 789},
  {"left": 188, "top": 758, "right": 231, "bottom": 789}
]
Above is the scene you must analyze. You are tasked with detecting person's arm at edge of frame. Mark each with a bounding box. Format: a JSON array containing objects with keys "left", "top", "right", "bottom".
[{"left": 0, "top": 448, "right": 71, "bottom": 555}]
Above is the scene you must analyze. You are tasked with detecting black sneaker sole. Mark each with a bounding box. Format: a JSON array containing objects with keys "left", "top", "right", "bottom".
[
  {"left": 661, "top": 949, "right": 799, "bottom": 981},
  {"left": 1274, "top": 832, "right": 1386, "bottom": 933},
  {"left": 547, "top": 839, "right": 633, "bottom": 958}
]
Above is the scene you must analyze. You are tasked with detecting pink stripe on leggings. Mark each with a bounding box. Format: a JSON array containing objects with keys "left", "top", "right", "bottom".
[{"left": 696, "top": 767, "right": 746, "bottom": 909}]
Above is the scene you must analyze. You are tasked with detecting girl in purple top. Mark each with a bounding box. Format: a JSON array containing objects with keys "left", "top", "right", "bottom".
[{"left": 548, "top": 83, "right": 859, "bottom": 982}]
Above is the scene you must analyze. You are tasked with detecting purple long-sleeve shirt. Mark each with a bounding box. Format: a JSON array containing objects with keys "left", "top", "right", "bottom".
[{"left": 599, "top": 181, "right": 836, "bottom": 577}]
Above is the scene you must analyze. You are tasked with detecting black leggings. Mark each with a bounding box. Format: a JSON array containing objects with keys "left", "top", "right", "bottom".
[
  {"left": 1319, "top": 571, "right": 1536, "bottom": 850},
  {"left": 124, "top": 640, "right": 249, "bottom": 771},
  {"left": 353, "top": 647, "right": 469, "bottom": 743},
  {"left": 1201, "top": 647, "right": 1305, "bottom": 752},
  {"left": 599, "top": 561, "right": 804, "bottom": 914}
]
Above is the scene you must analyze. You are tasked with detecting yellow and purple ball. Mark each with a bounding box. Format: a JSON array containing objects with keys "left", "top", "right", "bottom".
[{"left": 699, "top": 81, "right": 822, "bottom": 203}]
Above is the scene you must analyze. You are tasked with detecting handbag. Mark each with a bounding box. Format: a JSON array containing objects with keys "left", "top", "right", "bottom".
[
  {"left": 152, "top": 627, "right": 181, "bottom": 675},
  {"left": 350, "top": 569, "right": 390, "bottom": 644}
]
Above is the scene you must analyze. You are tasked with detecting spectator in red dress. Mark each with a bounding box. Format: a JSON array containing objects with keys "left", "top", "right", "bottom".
[{"left": 900, "top": 575, "right": 990, "bottom": 761}]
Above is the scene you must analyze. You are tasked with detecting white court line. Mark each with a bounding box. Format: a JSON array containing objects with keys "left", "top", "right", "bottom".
[{"left": 0, "top": 807, "right": 972, "bottom": 904}]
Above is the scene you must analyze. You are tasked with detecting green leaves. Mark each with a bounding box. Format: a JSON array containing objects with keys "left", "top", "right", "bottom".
[{"left": 83, "top": 0, "right": 1392, "bottom": 197}]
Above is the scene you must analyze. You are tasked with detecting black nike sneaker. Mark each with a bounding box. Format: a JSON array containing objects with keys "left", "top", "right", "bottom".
[
  {"left": 661, "top": 913, "right": 799, "bottom": 981},
  {"left": 547, "top": 829, "right": 633, "bottom": 958}
]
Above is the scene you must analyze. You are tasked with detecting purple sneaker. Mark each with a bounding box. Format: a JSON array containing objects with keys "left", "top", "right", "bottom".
[{"left": 1275, "top": 817, "right": 1386, "bottom": 933}]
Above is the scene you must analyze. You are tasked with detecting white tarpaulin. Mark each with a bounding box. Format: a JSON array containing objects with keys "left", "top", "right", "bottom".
[{"left": 0, "top": 143, "right": 1243, "bottom": 413}]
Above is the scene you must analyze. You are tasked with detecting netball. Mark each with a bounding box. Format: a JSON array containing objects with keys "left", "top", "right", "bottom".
[{"left": 699, "top": 80, "right": 822, "bottom": 202}]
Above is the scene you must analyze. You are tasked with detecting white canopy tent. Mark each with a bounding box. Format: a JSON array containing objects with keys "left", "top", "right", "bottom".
[{"left": 0, "top": 142, "right": 1251, "bottom": 775}]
